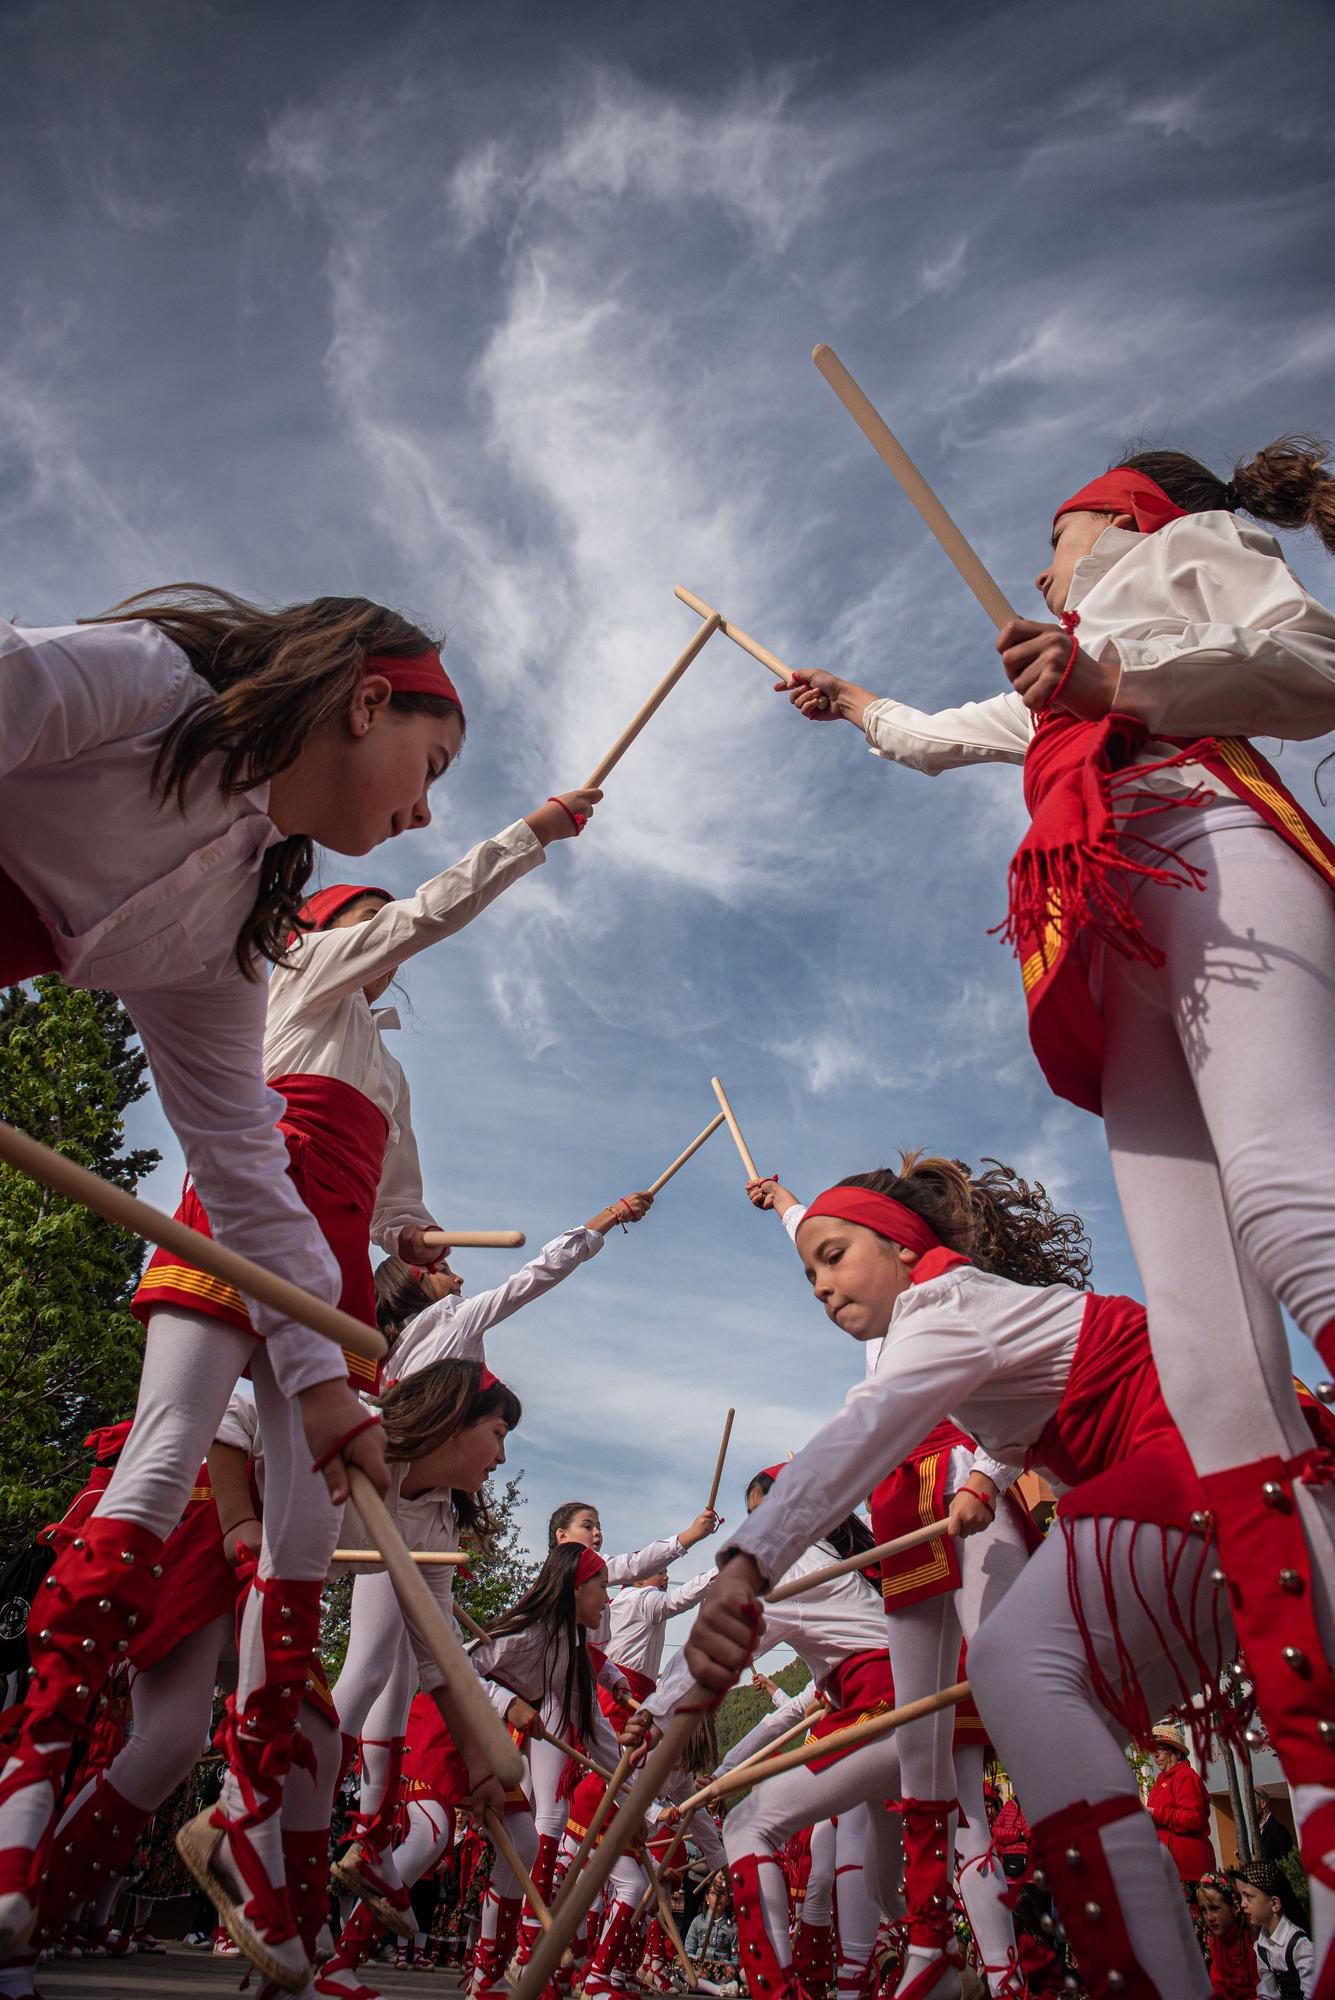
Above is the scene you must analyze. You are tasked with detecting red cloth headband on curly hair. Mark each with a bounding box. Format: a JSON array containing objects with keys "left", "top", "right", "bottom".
[
  {"left": 574, "top": 1546, "right": 607, "bottom": 1587},
  {"left": 365, "top": 649, "right": 464, "bottom": 713},
  {"left": 1053, "top": 470, "right": 1186, "bottom": 536},
  {"left": 799, "top": 1185, "right": 945, "bottom": 1258}
]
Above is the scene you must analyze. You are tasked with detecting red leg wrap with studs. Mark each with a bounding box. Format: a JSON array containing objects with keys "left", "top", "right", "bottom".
[
  {"left": 283, "top": 1828, "right": 332, "bottom": 1959},
  {"left": 36, "top": 1775, "right": 152, "bottom": 1945},
  {"left": 0, "top": 1515, "right": 163, "bottom": 1904},
  {"left": 1028, "top": 1796, "right": 1164, "bottom": 1999},
  {"left": 730, "top": 1853, "right": 797, "bottom": 2000},
  {"left": 208, "top": 1574, "right": 324, "bottom": 1951},
  {"left": 1198, "top": 1453, "right": 1335, "bottom": 1802},
  {"left": 791, "top": 1918, "right": 835, "bottom": 2000}
]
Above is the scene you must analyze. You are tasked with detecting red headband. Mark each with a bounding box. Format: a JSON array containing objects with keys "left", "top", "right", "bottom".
[
  {"left": 478, "top": 1364, "right": 500, "bottom": 1393},
  {"left": 1054, "top": 470, "right": 1186, "bottom": 537},
  {"left": 799, "top": 1186, "right": 944, "bottom": 1259},
  {"left": 754, "top": 1463, "right": 788, "bottom": 1486},
  {"left": 287, "top": 883, "right": 390, "bottom": 947},
  {"left": 365, "top": 649, "right": 464, "bottom": 714},
  {"left": 574, "top": 1546, "right": 607, "bottom": 1587}
]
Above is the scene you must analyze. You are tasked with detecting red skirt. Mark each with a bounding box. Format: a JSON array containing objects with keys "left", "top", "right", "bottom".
[
  {"left": 132, "top": 1071, "right": 388, "bottom": 1391},
  {"left": 597, "top": 1658, "right": 656, "bottom": 1737},
  {"left": 870, "top": 1421, "right": 973, "bottom": 1609},
  {"left": 0, "top": 867, "right": 59, "bottom": 984},
  {"left": 401, "top": 1691, "right": 470, "bottom": 1811},
  {"left": 809, "top": 1648, "right": 896, "bottom": 1772}
]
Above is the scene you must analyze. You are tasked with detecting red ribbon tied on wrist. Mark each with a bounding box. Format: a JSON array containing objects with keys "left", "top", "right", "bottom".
[
  {"left": 311, "top": 1411, "right": 383, "bottom": 1475},
  {"left": 548, "top": 796, "right": 586, "bottom": 833}
]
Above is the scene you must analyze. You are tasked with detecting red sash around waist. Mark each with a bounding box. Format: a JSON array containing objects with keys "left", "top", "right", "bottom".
[
  {"left": 1005, "top": 713, "right": 1335, "bottom": 1115},
  {"left": 1030, "top": 1291, "right": 1204, "bottom": 1530},
  {"left": 0, "top": 866, "right": 59, "bottom": 984},
  {"left": 131, "top": 1072, "right": 388, "bottom": 1388},
  {"left": 808, "top": 1647, "right": 895, "bottom": 1770},
  {"left": 870, "top": 1420, "right": 973, "bottom": 1609}
]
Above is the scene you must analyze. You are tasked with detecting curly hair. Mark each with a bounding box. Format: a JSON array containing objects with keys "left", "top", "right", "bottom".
[
  {"left": 837, "top": 1153, "right": 1092, "bottom": 1291},
  {"left": 1112, "top": 437, "right": 1335, "bottom": 555}
]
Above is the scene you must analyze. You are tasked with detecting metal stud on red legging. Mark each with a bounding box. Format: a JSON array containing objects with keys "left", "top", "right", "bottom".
[
  {"left": 581, "top": 1897, "right": 641, "bottom": 2000},
  {"left": 470, "top": 1887, "right": 522, "bottom": 2000},
  {"left": 516, "top": 1831, "right": 561, "bottom": 1966},
  {"left": 0, "top": 1515, "right": 163, "bottom": 1913},
  {"left": 1027, "top": 1796, "right": 1163, "bottom": 1999},
  {"left": 282, "top": 1828, "right": 332, "bottom": 1961},
  {"left": 728, "top": 1853, "right": 799, "bottom": 2000},
  {"left": 790, "top": 1918, "right": 835, "bottom": 2000}
]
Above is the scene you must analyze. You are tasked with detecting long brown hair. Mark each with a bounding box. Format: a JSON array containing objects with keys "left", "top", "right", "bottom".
[
  {"left": 486, "top": 1544, "right": 598, "bottom": 1742},
  {"left": 1113, "top": 437, "right": 1335, "bottom": 555},
  {"left": 83, "top": 585, "right": 463, "bottom": 974},
  {"left": 374, "top": 1255, "right": 437, "bottom": 1345},
  {"left": 838, "top": 1153, "right": 1092, "bottom": 1291},
  {"left": 378, "top": 1357, "right": 520, "bottom": 1539}
]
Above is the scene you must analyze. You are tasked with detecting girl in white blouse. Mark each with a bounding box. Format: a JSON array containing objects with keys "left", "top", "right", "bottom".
[{"left": 775, "top": 442, "right": 1335, "bottom": 1977}]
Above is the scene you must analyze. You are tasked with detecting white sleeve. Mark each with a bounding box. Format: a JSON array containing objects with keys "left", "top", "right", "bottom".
[
  {"left": 392, "top": 1229, "right": 605, "bottom": 1374},
  {"left": 596, "top": 1656, "right": 631, "bottom": 1697},
  {"left": 590, "top": 1701, "right": 622, "bottom": 1768},
  {"left": 1106, "top": 515, "right": 1335, "bottom": 739},
  {"left": 690, "top": 1812, "right": 727, "bottom": 1874},
  {"left": 862, "top": 691, "right": 1031, "bottom": 775},
  {"left": 644, "top": 1646, "right": 697, "bottom": 1720},
  {"left": 0, "top": 620, "right": 190, "bottom": 777},
  {"left": 215, "top": 1389, "right": 260, "bottom": 1456},
  {"left": 722, "top": 1284, "right": 998, "bottom": 1586},
  {"left": 399, "top": 1557, "right": 460, "bottom": 1693},
  {"left": 605, "top": 1537, "right": 687, "bottom": 1585},
  {"left": 280, "top": 821, "right": 546, "bottom": 1007},
  {"left": 969, "top": 1448, "right": 1019, "bottom": 1495},
  {"left": 371, "top": 1069, "right": 434, "bottom": 1255},
  {"left": 122, "top": 982, "right": 345, "bottom": 1399},
  {"left": 660, "top": 1569, "right": 717, "bottom": 1617},
  {"left": 713, "top": 1690, "right": 809, "bottom": 1774},
  {"left": 780, "top": 1203, "right": 805, "bottom": 1246}
]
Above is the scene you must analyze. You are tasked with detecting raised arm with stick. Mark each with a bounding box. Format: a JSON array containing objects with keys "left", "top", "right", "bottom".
[
  {"left": 583, "top": 612, "right": 722, "bottom": 789},
  {"left": 647, "top": 1112, "right": 726, "bottom": 1197},
  {"left": 705, "top": 1408, "right": 735, "bottom": 1517}
]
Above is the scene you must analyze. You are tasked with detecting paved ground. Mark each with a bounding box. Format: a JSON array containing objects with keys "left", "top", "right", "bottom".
[{"left": 34, "top": 1945, "right": 466, "bottom": 1997}]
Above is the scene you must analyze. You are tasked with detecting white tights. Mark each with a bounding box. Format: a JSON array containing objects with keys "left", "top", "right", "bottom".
[
  {"left": 801, "top": 1819, "right": 836, "bottom": 1926},
  {"left": 952, "top": 1743, "right": 1018, "bottom": 1999},
  {"left": 723, "top": 1733, "right": 903, "bottom": 1973},
  {"left": 967, "top": 1517, "right": 1226, "bottom": 1998}
]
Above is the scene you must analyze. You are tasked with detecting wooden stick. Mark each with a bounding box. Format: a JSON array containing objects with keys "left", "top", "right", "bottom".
[
  {"left": 674, "top": 588, "right": 795, "bottom": 687},
  {"left": 697, "top": 1682, "right": 969, "bottom": 1805},
  {"left": 519, "top": 1701, "right": 708, "bottom": 1998},
  {"left": 345, "top": 1468, "right": 523, "bottom": 1787},
  {"left": 0, "top": 1118, "right": 386, "bottom": 1364},
  {"left": 483, "top": 1809, "right": 553, "bottom": 1931},
  {"left": 584, "top": 613, "right": 722, "bottom": 788},
  {"left": 647, "top": 1112, "right": 726, "bottom": 1197},
  {"left": 811, "top": 345, "right": 1017, "bottom": 629},
  {"left": 530, "top": 1719, "right": 617, "bottom": 1782},
  {"left": 550, "top": 1746, "right": 635, "bottom": 1918},
  {"left": 333, "top": 1548, "right": 470, "bottom": 1566},
  {"left": 767, "top": 1519, "right": 951, "bottom": 1602},
  {"left": 454, "top": 1602, "right": 491, "bottom": 1643},
  {"left": 709, "top": 1077, "right": 760, "bottom": 1183},
  {"left": 641, "top": 1846, "right": 699, "bottom": 1991},
  {"left": 420, "top": 1228, "right": 526, "bottom": 1250},
  {"left": 631, "top": 1813, "right": 701, "bottom": 1923},
  {"left": 705, "top": 1408, "right": 735, "bottom": 1515}
]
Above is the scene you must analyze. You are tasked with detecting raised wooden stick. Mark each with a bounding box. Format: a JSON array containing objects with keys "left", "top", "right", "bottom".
[
  {"left": 811, "top": 345, "right": 1017, "bottom": 629},
  {"left": 767, "top": 1518, "right": 950, "bottom": 1602},
  {"left": 520, "top": 1702, "right": 709, "bottom": 1997},
  {"left": 484, "top": 1809, "right": 553, "bottom": 1931},
  {"left": 345, "top": 1468, "right": 523, "bottom": 1788},
  {"left": 641, "top": 1845, "right": 699, "bottom": 1991},
  {"left": 674, "top": 588, "right": 795, "bottom": 687},
  {"left": 709, "top": 1077, "right": 760, "bottom": 1183},
  {"left": 705, "top": 1408, "right": 735, "bottom": 1515},
  {"left": 420, "top": 1227, "right": 526, "bottom": 1250},
  {"left": 334, "top": 1548, "right": 470, "bottom": 1566},
  {"left": 697, "top": 1682, "right": 969, "bottom": 1805},
  {"left": 0, "top": 1118, "right": 385, "bottom": 1363},
  {"left": 584, "top": 613, "right": 722, "bottom": 789},
  {"left": 550, "top": 1745, "right": 635, "bottom": 1918},
  {"left": 647, "top": 1112, "right": 726, "bottom": 1197}
]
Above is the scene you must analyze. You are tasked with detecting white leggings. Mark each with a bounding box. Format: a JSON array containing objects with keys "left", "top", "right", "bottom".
[
  {"left": 87, "top": 1615, "right": 229, "bottom": 1815},
  {"left": 723, "top": 1733, "right": 903, "bottom": 1970},
  {"left": 800, "top": 1819, "right": 836, "bottom": 1925},
  {"left": 952, "top": 1742, "right": 1018, "bottom": 1999},
  {"left": 1099, "top": 816, "right": 1335, "bottom": 1574},
  {"left": 967, "top": 1517, "right": 1227, "bottom": 1998}
]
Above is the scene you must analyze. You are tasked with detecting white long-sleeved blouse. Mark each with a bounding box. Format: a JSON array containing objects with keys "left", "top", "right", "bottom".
[
  {"left": 605, "top": 1569, "right": 717, "bottom": 1680},
  {"left": 862, "top": 513, "right": 1335, "bottom": 797},
  {"left": 263, "top": 822, "right": 544, "bottom": 1257},
  {"left": 389, "top": 1227, "right": 605, "bottom": 1381},
  {"left": 721, "top": 1264, "right": 1087, "bottom": 1589}
]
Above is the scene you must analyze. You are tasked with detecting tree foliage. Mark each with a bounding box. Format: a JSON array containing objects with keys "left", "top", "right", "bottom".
[
  {"left": 0, "top": 979, "right": 159, "bottom": 1554},
  {"left": 715, "top": 1656, "right": 813, "bottom": 1764}
]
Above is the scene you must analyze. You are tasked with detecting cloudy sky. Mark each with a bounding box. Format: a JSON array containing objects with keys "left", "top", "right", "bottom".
[{"left": 5, "top": 0, "right": 1334, "bottom": 1654}]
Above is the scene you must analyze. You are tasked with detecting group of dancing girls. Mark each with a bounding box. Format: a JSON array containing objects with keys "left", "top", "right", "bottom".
[{"left": 0, "top": 424, "right": 1332, "bottom": 2000}]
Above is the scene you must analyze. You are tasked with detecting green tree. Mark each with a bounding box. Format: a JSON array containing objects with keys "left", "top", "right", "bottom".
[
  {"left": 0, "top": 977, "right": 159, "bottom": 1553},
  {"left": 715, "top": 1656, "right": 813, "bottom": 1765}
]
